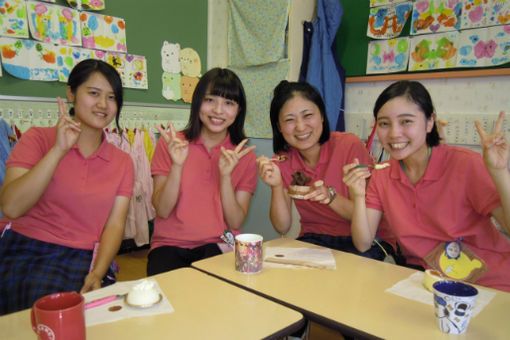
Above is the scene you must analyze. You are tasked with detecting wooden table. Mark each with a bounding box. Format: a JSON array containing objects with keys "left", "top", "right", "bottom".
[
  {"left": 0, "top": 267, "right": 304, "bottom": 340},
  {"left": 192, "top": 237, "right": 510, "bottom": 340}
]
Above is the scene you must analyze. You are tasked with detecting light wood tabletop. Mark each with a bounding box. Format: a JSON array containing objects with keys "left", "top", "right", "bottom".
[
  {"left": 192, "top": 237, "right": 510, "bottom": 340},
  {"left": 0, "top": 267, "right": 304, "bottom": 340}
]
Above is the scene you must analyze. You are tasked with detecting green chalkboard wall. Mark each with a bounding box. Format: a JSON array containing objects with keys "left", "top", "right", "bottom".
[
  {"left": 336, "top": 0, "right": 510, "bottom": 78},
  {"left": 0, "top": 0, "right": 207, "bottom": 105}
]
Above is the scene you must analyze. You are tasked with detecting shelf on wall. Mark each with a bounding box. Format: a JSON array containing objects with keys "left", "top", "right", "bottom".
[{"left": 346, "top": 68, "right": 510, "bottom": 83}]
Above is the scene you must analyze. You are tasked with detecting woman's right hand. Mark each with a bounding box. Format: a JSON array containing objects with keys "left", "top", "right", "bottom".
[
  {"left": 256, "top": 155, "right": 283, "bottom": 188},
  {"left": 155, "top": 121, "right": 189, "bottom": 166},
  {"left": 55, "top": 97, "right": 81, "bottom": 154},
  {"left": 342, "top": 158, "right": 371, "bottom": 198}
]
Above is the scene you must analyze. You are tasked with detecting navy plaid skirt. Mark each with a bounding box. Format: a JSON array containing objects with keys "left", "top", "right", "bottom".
[{"left": 0, "top": 229, "right": 107, "bottom": 315}]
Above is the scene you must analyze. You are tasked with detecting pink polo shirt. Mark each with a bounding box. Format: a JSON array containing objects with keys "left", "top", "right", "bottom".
[
  {"left": 150, "top": 133, "right": 257, "bottom": 249},
  {"left": 2, "top": 126, "right": 134, "bottom": 250},
  {"left": 278, "top": 132, "right": 372, "bottom": 237},
  {"left": 367, "top": 144, "right": 510, "bottom": 292}
]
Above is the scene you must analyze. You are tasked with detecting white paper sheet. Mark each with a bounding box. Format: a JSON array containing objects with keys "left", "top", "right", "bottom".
[
  {"left": 82, "top": 279, "right": 174, "bottom": 327},
  {"left": 385, "top": 272, "right": 496, "bottom": 318},
  {"left": 264, "top": 247, "right": 337, "bottom": 270}
]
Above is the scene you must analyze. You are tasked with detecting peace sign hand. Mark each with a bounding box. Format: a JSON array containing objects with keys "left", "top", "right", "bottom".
[
  {"left": 155, "top": 121, "right": 189, "bottom": 166},
  {"left": 218, "top": 138, "right": 256, "bottom": 177},
  {"left": 55, "top": 97, "right": 81, "bottom": 155},
  {"left": 475, "top": 111, "right": 509, "bottom": 171}
]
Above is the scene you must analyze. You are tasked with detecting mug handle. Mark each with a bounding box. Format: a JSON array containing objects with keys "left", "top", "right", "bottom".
[{"left": 30, "top": 308, "right": 38, "bottom": 333}]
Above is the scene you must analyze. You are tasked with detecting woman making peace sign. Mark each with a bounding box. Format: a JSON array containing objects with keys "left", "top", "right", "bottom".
[{"left": 148, "top": 68, "right": 257, "bottom": 275}]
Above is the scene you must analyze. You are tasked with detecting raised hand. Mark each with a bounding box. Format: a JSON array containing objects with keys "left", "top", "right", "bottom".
[
  {"left": 342, "top": 158, "right": 371, "bottom": 198},
  {"left": 155, "top": 121, "right": 189, "bottom": 166},
  {"left": 256, "top": 155, "right": 283, "bottom": 187},
  {"left": 55, "top": 97, "right": 81, "bottom": 154},
  {"left": 219, "top": 138, "right": 256, "bottom": 177},
  {"left": 476, "top": 111, "right": 509, "bottom": 171}
]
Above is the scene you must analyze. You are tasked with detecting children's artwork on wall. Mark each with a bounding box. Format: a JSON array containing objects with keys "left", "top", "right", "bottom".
[
  {"left": 486, "top": 0, "right": 510, "bottom": 26},
  {"left": 27, "top": 1, "right": 81, "bottom": 46},
  {"left": 457, "top": 25, "right": 510, "bottom": 67},
  {"left": 124, "top": 54, "right": 148, "bottom": 89},
  {"left": 367, "top": 37, "right": 410, "bottom": 73},
  {"left": 410, "top": 0, "right": 462, "bottom": 35},
  {"left": 38, "top": 0, "right": 56, "bottom": 3},
  {"left": 179, "top": 47, "right": 201, "bottom": 77},
  {"left": 370, "top": 0, "right": 408, "bottom": 7},
  {"left": 80, "top": 11, "right": 126, "bottom": 52},
  {"left": 161, "top": 41, "right": 180, "bottom": 73},
  {"left": 180, "top": 75, "right": 199, "bottom": 103},
  {"left": 0, "top": 37, "right": 58, "bottom": 80},
  {"left": 105, "top": 51, "right": 125, "bottom": 82},
  {"left": 461, "top": 0, "right": 510, "bottom": 29},
  {"left": 57, "top": 46, "right": 104, "bottom": 82},
  {"left": 367, "top": 2, "right": 413, "bottom": 39},
  {"left": 408, "top": 31, "right": 459, "bottom": 70},
  {"left": 162, "top": 72, "right": 181, "bottom": 101},
  {"left": 67, "top": 0, "right": 105, "bottom": 11},
  {"left": 0, "top": 0, "right": 29, "bottom": 38}
]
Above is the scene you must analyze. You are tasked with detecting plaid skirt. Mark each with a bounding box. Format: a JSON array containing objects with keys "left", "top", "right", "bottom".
[{"left": 0, "top": 229, "right": 92, "bottom": 315}]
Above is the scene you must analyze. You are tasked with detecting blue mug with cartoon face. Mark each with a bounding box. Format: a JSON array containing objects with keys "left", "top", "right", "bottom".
[{"left": 432, "top": 280, "right": 478, "bottom": 334}]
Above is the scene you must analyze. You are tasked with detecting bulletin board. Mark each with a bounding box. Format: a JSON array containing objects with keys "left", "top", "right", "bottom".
[
  {"left": 336, "top": 0, "right": 510, "bottom": 79},
  {"left": 0, "top": 0, "right": 207, "bottom": 105}
]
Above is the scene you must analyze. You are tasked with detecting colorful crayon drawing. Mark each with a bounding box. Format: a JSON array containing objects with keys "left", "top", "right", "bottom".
[
  {"left": 461, "top": 0, "right": 510, "bottom": 29},
  {"left": 368, "top": 2, "right": 413, "bottom": 39},
  {"left": 0, "top": 37, "right": 58, "bottom": 81},
  {"left": 409, "top": 31, "right": 459, "bottom": 70},
  {"left": 457, "top": 25, "right": 510, "bottom": 67},
  {"left": 411, "top": 0, "right": 462, "bottom": 35},
  {"left": 27, "top": 1, "right": 81, "bottom": 46},
  {"left": 80, "top": 12, "right": 127, "bottom": 52},
  {"left": 57, "top": 46, "right": 105, "bottom": 82},
  {"left": 105, "top": 52, "right": 126, "bottom": 85},
  {"left": 367, "top": 37, "right": 410, "bottom": 74},
  {"left": 0, "top": 0, "right": 29, "bottom": 38},
  {"left": 124, "top": 54, "right": 148, "bottom": 89},
  {"left": 486, "top": 0, "right": 510, "bottom": 26},
  {"left": 66, "top": 0, "right": 105, "bottom": 11},
  {"left": 370, "top": 0, "right": 408, "bottom": 7}
]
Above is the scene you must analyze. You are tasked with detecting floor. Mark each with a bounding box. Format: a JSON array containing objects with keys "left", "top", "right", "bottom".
[{"left": 114, "top": 249, "right": 345, "bottom": 340}]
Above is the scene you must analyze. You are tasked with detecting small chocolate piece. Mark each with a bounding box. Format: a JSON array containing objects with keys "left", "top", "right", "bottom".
[{"left": 291, "top": 171, "right": 311, "bottom": 186}]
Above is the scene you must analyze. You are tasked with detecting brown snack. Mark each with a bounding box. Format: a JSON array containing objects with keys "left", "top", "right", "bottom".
[{"left": 291, "top": 171, "right": 311, "bottom": 186}]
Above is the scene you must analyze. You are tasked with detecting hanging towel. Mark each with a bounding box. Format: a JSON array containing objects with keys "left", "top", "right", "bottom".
[
  {"left": 304, "top": 0, "right": 345, "bottom": 131},
  {"left": 230, "top": 60, "right": 290, "bottom": 138},
  {"left": 228, "top": 0, "right": 290, "bottom": 67}
]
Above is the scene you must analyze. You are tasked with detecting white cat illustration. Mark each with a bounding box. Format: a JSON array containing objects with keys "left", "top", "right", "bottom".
[{"left": 161, "top": 41, "right": 181, "bottom": 73}]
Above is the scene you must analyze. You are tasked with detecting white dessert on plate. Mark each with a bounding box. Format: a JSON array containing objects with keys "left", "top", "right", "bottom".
[{"left": 126, "top": 279, "right": 161, "bottom": 307}]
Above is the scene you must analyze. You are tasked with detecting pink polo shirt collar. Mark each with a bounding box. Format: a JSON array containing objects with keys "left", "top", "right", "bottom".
[
  {"left": 288, "top": 140, "right": 330, "bottom": 172},
  {"left": 389, "top": 144, "right": 444, "bottom": 185}
]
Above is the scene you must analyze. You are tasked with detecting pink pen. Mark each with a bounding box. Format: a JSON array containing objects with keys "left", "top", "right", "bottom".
[{"left": 84, "top": 294, "right": 125, "bottom": 310}]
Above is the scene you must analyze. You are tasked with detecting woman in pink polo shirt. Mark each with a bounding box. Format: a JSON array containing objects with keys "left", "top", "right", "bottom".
[
  {"left": 344, "top": 80, "right": 510, "bottom": 292},
  {"left": 0, "top": 59, "right": 134, "bottom": 315},
  {"left": 257, "top": 81, "right": 394, "bottom": 260},
  {"left": 148, "top": 68, "right": 257, "bottom": 275}
]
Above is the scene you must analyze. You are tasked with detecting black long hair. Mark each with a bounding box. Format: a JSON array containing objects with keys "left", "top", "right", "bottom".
[
  {"left": 269, "top": 80, "right": 330, "bottom": 154},
  {"left": 373, "top": 80, "right": 440, "bottom": 147},
  {"left": 184, "top": 68, "right": 247, "bottom": 144},
  {"left": 67, "top": 59, "right": 123, "bottom": 130}
]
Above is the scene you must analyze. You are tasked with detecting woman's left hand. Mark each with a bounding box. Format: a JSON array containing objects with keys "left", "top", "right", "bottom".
[
  {"left": 218, "top": 139, "right": 256, "bottom": 177},
  {"left": 304, "top": 180, "right": 332, "bottom": 205},
  {"left": 476, "top": 111, "right": 509, "bottom": 171},
  {"left": 80, "top": 271, "right": 102, "bottom": 294}
]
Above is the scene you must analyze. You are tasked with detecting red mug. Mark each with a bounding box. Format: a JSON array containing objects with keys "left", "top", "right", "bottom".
[{"left": 31, "top": 292, "right": 86, "bottom": 340}]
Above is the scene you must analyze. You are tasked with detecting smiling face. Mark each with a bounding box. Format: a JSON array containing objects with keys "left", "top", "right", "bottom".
[
  {"left": 66, "top": 72, "right": 117, "bottom": 130},
  {"left": 199, "top": 93, "right": 239, "bottom": 138},
  {"left": 376, "top": 96, "right": 435, "bottom": 161},
  {"left": 277, "top": 95, "right": 323, "bottom": 155}
]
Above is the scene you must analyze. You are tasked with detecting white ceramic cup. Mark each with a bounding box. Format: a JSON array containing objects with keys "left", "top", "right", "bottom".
[{"left": 433, "top": 280, "right": 478, "bottom": 334}]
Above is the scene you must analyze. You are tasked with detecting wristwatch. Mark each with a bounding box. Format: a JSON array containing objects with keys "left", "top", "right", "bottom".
[{"left": 326, "top": 186, "right": 336, "bottom": 205}]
